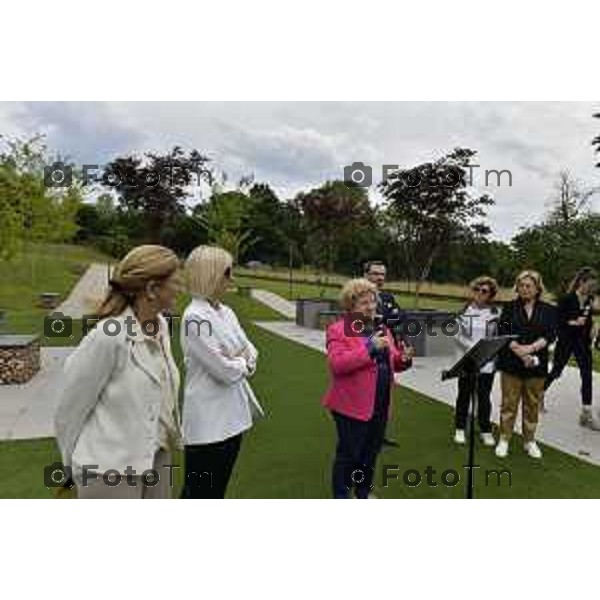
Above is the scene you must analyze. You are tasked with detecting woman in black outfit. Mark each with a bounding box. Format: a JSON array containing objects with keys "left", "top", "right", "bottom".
[
  {"left": 495, "top": 270, "right": 558, "bottom": 459},
  {"left": 544, "top": 267, "right": 597, "bottom": 426}
]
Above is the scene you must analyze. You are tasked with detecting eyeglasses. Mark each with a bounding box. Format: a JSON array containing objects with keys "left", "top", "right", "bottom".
[{"left": 473, "top": 286, "right": 492, "bottom": 295}]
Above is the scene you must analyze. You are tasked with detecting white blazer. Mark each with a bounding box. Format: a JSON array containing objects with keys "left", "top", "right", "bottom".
[
  {"left": 54, "top": 308, "right": 182, "bottom": 482},
  {"left": 181, "top": 296, "right": 264, "bottom": 445}
]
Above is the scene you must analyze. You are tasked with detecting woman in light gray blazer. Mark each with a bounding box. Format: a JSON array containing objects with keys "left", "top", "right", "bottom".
[
  {"left": 54, "top": 245, "right": 183, "bottom": 499},
  {"left": 180, "top": 245, "right": 263, "bottom": 499}
]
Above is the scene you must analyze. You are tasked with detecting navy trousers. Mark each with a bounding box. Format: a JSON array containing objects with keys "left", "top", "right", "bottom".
[{"left": 331, "top": 410, "right": 387, "bottom": 499}]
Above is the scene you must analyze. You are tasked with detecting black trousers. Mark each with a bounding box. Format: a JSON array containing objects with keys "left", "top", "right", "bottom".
[
  {"left": 331, "top": 411, "right": 387, "bottom": 499},
  {"left": 180, "top": 434, "right": 243, "bottom": 499},
  {"left": 545, "top": 335, "right": 593, "bottom": 406},
  {"left": 454, "top": 373, "right": 495, "bottom": 433}
]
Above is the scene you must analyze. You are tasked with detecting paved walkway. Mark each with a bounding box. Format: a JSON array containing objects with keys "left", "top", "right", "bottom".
[
  {"left": 0, "top": 347, "right": 71, "bottom": 440},
  {"left": 253, "top": 320, "right": 600, "bottom": 467},
  {"left": 0, "top": 262, "right": 110, "bottom": 441},
  {"left": 250, "top": 289, "right": 296, "bottom": 319},
  {"left": 56, "top": 263, "right": 110, "bottom": 319}
]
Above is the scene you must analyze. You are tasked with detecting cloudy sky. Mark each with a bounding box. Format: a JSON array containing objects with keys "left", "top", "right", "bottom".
[{"left": 1, "top": 101, "right": 599, "bottom": 240}]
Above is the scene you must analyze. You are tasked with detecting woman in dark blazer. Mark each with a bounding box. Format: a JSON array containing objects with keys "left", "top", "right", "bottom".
[
  {"left": 544, "top": 267, "right": 597, "bottom": 426},
  {"left": 495, "top": 270, "right": 557, "bottom": 459}
]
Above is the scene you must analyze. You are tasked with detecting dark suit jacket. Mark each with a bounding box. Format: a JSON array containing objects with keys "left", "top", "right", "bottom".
[
  {"left": 556, "top": 292, "right": 594, "bottom": 342},
  {"left": 497, "top": 298, "right": 558, "bottom": 378},
  {"left": 377, "top": 291, "right": 401, "bottom": 323}
]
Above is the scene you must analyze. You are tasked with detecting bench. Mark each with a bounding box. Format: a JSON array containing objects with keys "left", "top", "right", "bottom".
[{"left": 39, "top": 293, "right": 61, "bottom": 309}]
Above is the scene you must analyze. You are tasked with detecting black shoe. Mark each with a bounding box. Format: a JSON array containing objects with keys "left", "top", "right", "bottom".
[{"left": 382, "top": 437, "right": 399, "bottom": 447}]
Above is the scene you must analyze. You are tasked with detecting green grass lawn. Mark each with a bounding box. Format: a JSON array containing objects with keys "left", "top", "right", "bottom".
[
  {"left": 3, "top": 291, "right": 600, "bottom": 498},
  {"left": 2, "top": 244, "right": 600, "bottom": 498},
  {"left": 0, "top": 242, "right": 110, "bottom": 340},
  {"left": 236, "top": 273, "right": 464, "bottom": 312}
]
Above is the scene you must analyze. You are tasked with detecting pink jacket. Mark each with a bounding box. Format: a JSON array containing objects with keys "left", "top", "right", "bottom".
[{"left": 321, "top": 318, "right": 407, "bottom": 421}]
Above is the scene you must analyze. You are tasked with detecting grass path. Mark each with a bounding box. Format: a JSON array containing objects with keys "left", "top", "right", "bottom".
[{"left": 0, "top": 243, "right": 110, "bottom": 339}]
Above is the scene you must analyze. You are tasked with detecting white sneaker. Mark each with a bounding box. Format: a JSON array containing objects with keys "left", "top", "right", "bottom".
[
  {"left": 580, "top": 408, "right": 593, "bottom": 427},
  {"left": 524, "top": 441, "right": 543, "bottom": 459},
  {"left": 589, "top": 412, "right": 600, "bottom": 431},
  {"left": 480, "top": 432, "right": 495, "bottom": 447},
  {"left": 454, "top": 429, "right": 466, "bottom": 444},
  {"left": 495, "top": 439, "right": 509, "bottom": 458}
]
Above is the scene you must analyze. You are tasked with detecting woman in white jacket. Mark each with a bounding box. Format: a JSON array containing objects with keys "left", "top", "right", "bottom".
[
  {"left": 54, "top": 245, "right": 183, "bottom": 499},
  {"left": 180, "top": 246, "right": 263, "bottom": 499},
  {"left": 453, "top": 276, "right": 500, "bottom": 447}
]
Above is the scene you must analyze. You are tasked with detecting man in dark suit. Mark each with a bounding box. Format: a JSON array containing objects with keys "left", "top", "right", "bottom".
[{"left": 364, "top": 261, "right": 414, "bottom": 447}]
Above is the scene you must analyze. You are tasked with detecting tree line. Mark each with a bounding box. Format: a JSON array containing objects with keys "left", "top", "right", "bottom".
[{"left": 2, "top": 114, "right": 600, "bottom": 296}]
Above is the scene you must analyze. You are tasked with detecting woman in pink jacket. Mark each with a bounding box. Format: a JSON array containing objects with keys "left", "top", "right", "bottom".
[{"left": 322, "top": 278, "right": 408, "bottom": 499}]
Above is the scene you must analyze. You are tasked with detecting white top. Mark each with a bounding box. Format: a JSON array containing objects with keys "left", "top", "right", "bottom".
[
  {"left": 54, "top": 308, "right": 183, "bottom": 482},
  {"left": 181, "top": 297, "right": 264, "bottom": 445},
  {"left": 454, "top": 304, "right": 499, "bottom": 374}
]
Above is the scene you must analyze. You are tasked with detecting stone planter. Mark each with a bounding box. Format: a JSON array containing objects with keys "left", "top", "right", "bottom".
[
  {"left": 0, "top": 335, "right": 41, "bottom": 384},
  {"left": 399, "top": 309, "right": 458, "bottom": 357},
  {"left": 296, "top": 298, "right": 338, "bottom": 329},
  {"left": 318, "top": 310, "right": 342, "bottom": 330}
]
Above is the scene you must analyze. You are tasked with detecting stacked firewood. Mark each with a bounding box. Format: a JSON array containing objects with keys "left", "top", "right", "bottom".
[{"left": 0, "top": 340, "right": 41, "bottom": 384}]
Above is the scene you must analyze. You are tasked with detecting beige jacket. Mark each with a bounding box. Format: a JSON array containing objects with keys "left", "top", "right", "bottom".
[{"left": 54, "top": 308, "right": 182, "bottom": 482}]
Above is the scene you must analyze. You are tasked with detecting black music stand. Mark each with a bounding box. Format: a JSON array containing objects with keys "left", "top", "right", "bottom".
[{"left": 442, "top": 336, "right": 516, "bottom": 499}]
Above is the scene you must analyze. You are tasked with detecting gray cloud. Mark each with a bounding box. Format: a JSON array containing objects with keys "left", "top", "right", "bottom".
[{"left": 1, "top": 101, "right": 599, "bottom": 240}]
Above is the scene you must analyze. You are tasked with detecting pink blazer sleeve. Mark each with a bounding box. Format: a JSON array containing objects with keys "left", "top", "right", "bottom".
[{"left": 326, "top": 324, "right": 373, "bottom": 376}]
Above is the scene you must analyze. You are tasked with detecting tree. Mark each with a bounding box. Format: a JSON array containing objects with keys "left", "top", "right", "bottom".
[
  {"left": 380, "top": 148, "right": 494, "bottom": 305},
  {"left": 547, "top": 170, "right": 597, "bottom": 225},
  {"left": 511, "top": 170, "right": 600, "bottom": 294},
  {"left": 280, "top": 198, "right": 307, "bottom": 269},
  {"left": 101, "top": 146, "right": 210, "bottom": 243},
  {"left": 593, "top": 112, "right": 600, "bottom": 168},
  {"left": 0, "top": 133, "right": 81, "bottom": 260},
  {"left": 295, "top": 180, "right": 373, "bottom": 275},
  {"left": 194, "top": 190, "right": 257, "bottom": 263},
  {"left": 512, "top": 215, "right": 600, "bottom": 294},
  {"left": 245, "top": 183, "right": 288, "bottom": 264}
]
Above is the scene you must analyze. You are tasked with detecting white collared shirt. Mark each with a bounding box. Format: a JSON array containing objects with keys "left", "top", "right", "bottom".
[
  {"left": 181, "top": 296, "right": 263, "bottom": 445},
  {"left": 455, "top": 304, "right": 499, "bottom": 374}
]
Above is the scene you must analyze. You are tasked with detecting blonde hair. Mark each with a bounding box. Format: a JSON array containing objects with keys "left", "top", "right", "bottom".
[
  {"left": 97, "top": 245, "right": 180, "bottom": 318},
  {"left": 514, "top": 270, "right": 545, "bottom": 298},
  {"left": 469, "top": 275, "right": 499, "bottom": 300},
  {"left": 186, "top": 245, "right": 233, "bottom": 301},
  {"left": 339, "top": 278, "right": 377, "bottom": 311}
]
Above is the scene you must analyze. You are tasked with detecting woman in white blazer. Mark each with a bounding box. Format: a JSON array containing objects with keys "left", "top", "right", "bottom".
[
  {"left": 54, "top": 245, "right": 183, "bottom": 499},
  {"left": 180, "top": 245, "right": 263, "bottom": 499}
]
